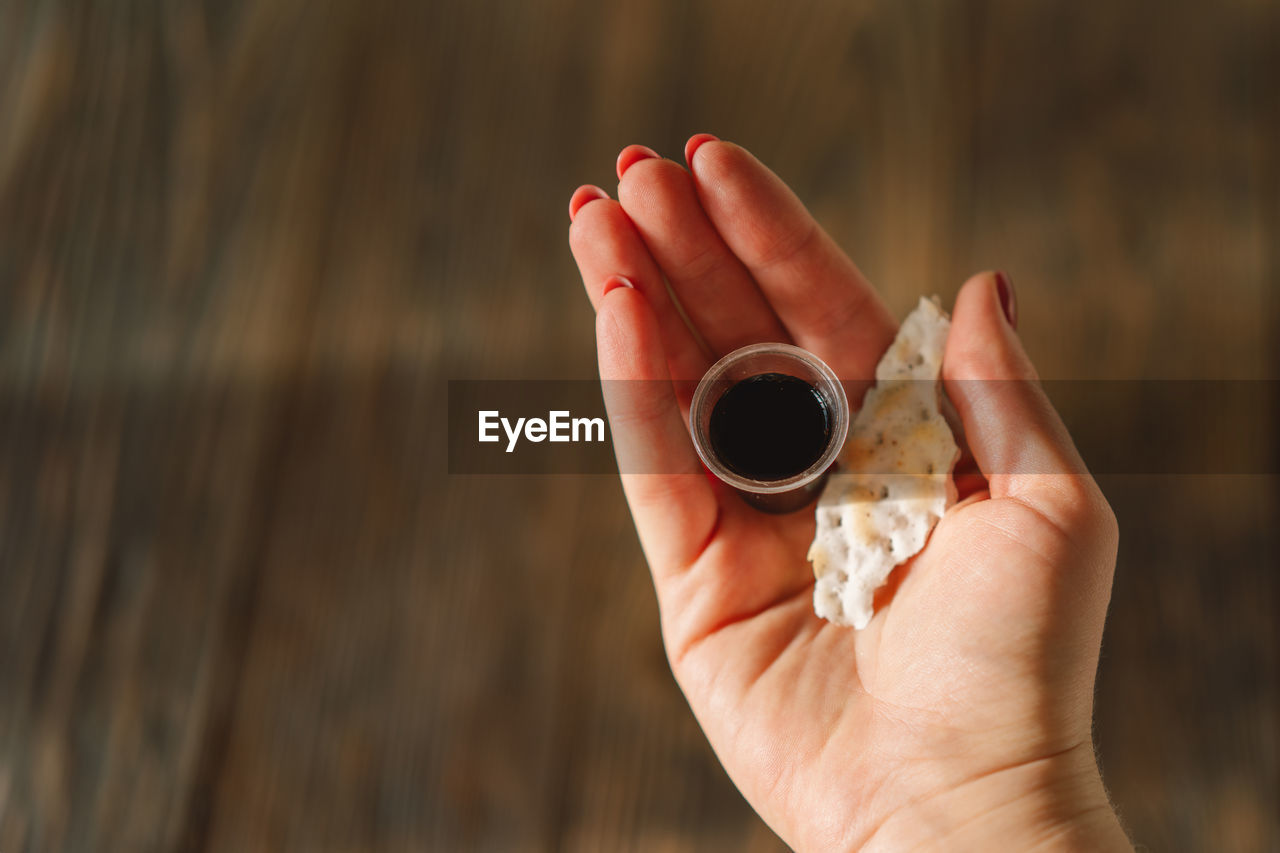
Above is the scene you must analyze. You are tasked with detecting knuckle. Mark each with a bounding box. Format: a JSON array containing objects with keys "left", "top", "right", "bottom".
[
  {"left": 604, "top": 383, "right": 676, "bottom": 430},
  {"left": 753, "top": 218, "right": 818, "bottom": 271},
  {"left": 1053, "top": 475, "right": 1116, "bottom": 536}
]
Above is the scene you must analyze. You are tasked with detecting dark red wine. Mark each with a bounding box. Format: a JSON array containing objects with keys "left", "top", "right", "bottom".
[{"left": 708, "top": 373, "right": 832, "bottom": 481}]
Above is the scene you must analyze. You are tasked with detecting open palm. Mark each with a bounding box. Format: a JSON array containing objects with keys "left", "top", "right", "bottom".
[{"left": 569, "top": 138, "right": 1129, "bottom": 851}]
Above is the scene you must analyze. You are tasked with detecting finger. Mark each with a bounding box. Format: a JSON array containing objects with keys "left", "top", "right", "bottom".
[
  {"left": 597, "top": 284, "right": 720, "bottom": 575},
  {"left": 569, "top": 186, "right": 710, "bottom": 386},
  {"left": 568, "top": 184, "right": 609, "bottom": 221},
  {"left": 687, "top": 140, "right": 897, "bottom": 382},
  {"left": 941, "top": 391, "right": 988, "bottom": 500},
  {"left": 942, "top": 272, "right": 1112, "bottom": 532},
  {"left": 615, "top": 146, "right": 791, "bottom": 355}
]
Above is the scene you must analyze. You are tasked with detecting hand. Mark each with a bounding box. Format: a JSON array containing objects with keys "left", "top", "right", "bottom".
[{"left": 568, "top": 137, "right": 1131, "bottom": 852}]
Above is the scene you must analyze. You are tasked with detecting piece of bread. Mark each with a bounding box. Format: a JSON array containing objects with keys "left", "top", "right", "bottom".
[{"left": 808, "top": 296, "right": 959, "bottom": 629}]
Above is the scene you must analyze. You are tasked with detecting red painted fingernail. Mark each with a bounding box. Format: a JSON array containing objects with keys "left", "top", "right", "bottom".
[
  {"left": 568, "top": 185, "right": 609, "bottom": 222},
  {"left": 601, "top": 275, "right": 634, "bottom": 296},
  {"left": 684, "top": 133, "right": 718, "bottom": 168},
  {"left": 616, "top": 145, "right": 660, "bottom": 179},
  {"left": 995, "top": 271, "right": 1017, "bottom": 330}
]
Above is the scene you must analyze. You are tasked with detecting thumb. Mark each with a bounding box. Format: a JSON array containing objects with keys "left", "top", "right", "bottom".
[{"left": 942, "top": 272, "right": 1114, "bottom": 535}]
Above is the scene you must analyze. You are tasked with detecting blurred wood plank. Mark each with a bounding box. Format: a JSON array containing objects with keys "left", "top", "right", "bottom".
[
  {"left": 0, "top": 380, "right": 294, "bottom": 852},
  {"left": 0, "top": 0, "right": 1275, "bottom": 851}
]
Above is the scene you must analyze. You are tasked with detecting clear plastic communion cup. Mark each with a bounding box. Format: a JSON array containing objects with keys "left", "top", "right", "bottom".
[{"left": 690, "top": 343, "right": 849, "bottom": 513}]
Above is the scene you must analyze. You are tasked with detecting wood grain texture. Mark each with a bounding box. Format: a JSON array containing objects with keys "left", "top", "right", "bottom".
[{"left": 0, "top": 0, "right": 1275, "bottom": 851}]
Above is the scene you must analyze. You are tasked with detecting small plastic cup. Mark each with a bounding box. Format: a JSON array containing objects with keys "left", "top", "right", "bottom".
[{"left": 690, "top": 343, "right": 849, "bottom": 513}]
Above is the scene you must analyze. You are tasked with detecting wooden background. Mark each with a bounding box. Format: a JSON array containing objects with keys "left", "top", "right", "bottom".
[{"left": 1, "top": 0, "right": 1276, "bottom": 850}]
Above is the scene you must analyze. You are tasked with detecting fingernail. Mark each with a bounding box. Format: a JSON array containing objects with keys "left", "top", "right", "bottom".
[
  {"left": 602, "top": 275, "right": 634, "bottom": 296},
  {"left": 995, "top": 271, "right": 1017, "bottom": 330},
  {"left": 684, "top": 133, "right": 719, "bottom": 168},
  {"left": 616, "top": 144, "right": 660, "bottom": 180},
  {"left": 568, "top": 185, "right": 609, "bottom": 222}
]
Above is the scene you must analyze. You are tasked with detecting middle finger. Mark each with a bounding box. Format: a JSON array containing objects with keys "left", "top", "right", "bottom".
[{"left": 616, "top": 146, "right": 791, "bottom": 357}]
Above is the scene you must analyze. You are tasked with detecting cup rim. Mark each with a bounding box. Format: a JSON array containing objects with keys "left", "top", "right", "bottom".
[{"left": 690, "top": 342, "right": 849, "bottom": 494}]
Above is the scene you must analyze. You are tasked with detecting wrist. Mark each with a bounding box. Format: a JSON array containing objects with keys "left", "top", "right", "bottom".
[{"left": 860, "top": 744, "right": 1131, "bottom": 852}]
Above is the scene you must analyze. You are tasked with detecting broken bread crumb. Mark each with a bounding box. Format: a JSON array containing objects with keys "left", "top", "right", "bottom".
[{"left": 807, "top": 296, "right": 959, "bottom": 629}]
